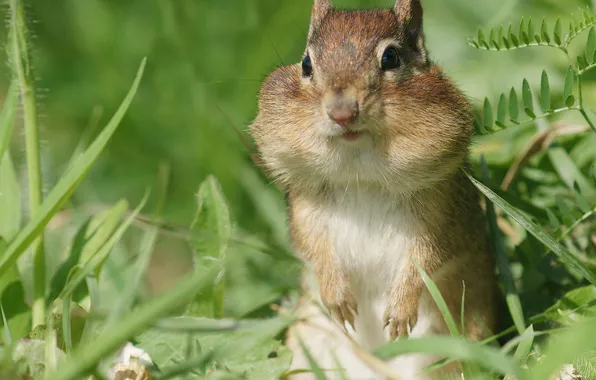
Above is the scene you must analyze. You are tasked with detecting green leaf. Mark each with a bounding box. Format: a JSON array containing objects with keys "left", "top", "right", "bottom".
[
  {"left": 0, "top": 58, "right": 147, "bottom": 280},
  {"left": 547, "top": 146, "right": 596, "bottom": 200},
  {"left": 541, "top": 20, "right": 550, "bottom": 43},
  {"left": 530, "top": 316, "right": 596, "bottom": 379},
  {"left": 483, "top": 98, "right": 494, "bottom": 130},
  {"left": 0, "top": 81, "right": 18, "bottom": 161},
  {"left": 509, "top": 87, "right": 519, "bottom": 122},
  {"left": 522, "top": 79, "right": 535, "bottom": 118},
  {"left": 587, "top": 27, "right": 596, "bottom": 63},
  {"left": 578, "top": 55, "right": 588, "bottom": 70},
  {"left": 78, "top": 200, "right": 128, "bottom": 270},
  {"left": 573, "top": 183, "right": 591, "bottom": 213},
  {"left": 137, "top": 317, "right": 294, "bottom": 379},
  {"left": 513, "top": 325, "right": 534, "bottom": 365},
  {"left": 473, "top": 115, "right": 484, "bottom": 135},
  {"left": 527, "top": 17, "right": 536, "bottom": 42},
  {"left": 542, "top": 285, "right": 596, "bottom": 326},
  {"left": 13, "top": 339, "right": 66, "bottom": 377},
  {"left": 465, "top": 172, "right": 596, "bottom": 285},
  {"left": 496, "top": 93, "right": 507, "bottom": 128},
  {"left": 29, "top": 301, "right": 87, "bottom": 353},
  {"left": 60, "top": 195, "right": 147, "bottom": 299},
  {"left": 508, "top": 24, "right": 519, "bottom": 47},
  {"left": 0, "top": 154, "right": 27, "bottom": 345},
  {"left": 489, "top": 28, "right": 499, "bottom": 49},
  {"left": 0, "top": 153, "right": 20, "bottom": 241},
  {"left": 374, "top": 336, "right": 518, "bottom": 376},
  {"left": 555, "top": 196, "right": 576, "bottom": 223},
  {"left": 564, "top": 66, "right": 575, "bottom": 107},
  {"left": 540, "top": 70, "right": 551, "bottom": 111},
  {"left": 46, "top": 266, "right": 219, "bottom": 380},
  {"left": 519, "top": 17, "right": 530, "bottom": 44},
  {"left": 189, "top": 176, "right": 232, "bottom": 319},
  {"left": 46, "top": 219, "right": 93, "bottom": 306},
  {"left": 497, "top": 25, "right": 507, "bottom": 48},
  {"left": 477, "top": 28, "right": 488, "bottom": 48},
  {"left": 414, "top": 262, "right": 459, "bottom": 337},
  {"left": 546, "top": 209, "right": 562, "bottom": 229},
  {"left": 554, "top": 18, "right": 562, "bottom": 45}
]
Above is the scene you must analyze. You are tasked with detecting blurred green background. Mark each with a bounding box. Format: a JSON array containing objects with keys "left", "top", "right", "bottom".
[{"left": 1, "top": 0, "right": 595, "bottom": 314}]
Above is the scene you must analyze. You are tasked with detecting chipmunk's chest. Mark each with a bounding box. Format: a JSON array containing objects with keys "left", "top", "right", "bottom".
[{"left": 321, "top": 188, "right": 415, "bottom": 291}]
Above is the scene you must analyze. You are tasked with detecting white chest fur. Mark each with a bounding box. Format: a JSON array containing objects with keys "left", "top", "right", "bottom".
[{"left": 308, "top": 187, "right": 417, "bottom": 349}]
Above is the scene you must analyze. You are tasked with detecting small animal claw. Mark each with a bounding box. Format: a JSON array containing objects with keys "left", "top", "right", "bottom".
[
  {"left": 383, "top": 306, "right": 418, "bottom": 340},
  {"left": 328, "top": 290, "right": 358, "bottom": 332}
]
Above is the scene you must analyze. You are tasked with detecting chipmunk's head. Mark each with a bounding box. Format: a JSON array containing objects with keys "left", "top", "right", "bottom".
[{"left": 250, "top": 0, "right": 473, "bottom": 194}]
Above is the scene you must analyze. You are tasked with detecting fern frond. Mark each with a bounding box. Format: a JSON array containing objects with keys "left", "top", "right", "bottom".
[
  {"left": 474, "top": 71, "right": 578, "bottom": 135},
  {"left": 565, "top": 8, "right": 596, "bottom": 47},
  {"left": 468, "top": 9, "right": 596, "bottom": 53},
  {"left": 469, "top": 19, "right": 568, "bottom": 53}
]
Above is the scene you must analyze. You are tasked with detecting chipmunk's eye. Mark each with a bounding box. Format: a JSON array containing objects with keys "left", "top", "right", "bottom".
[
  {"left": 302, "top": 54, "right": 313, "bottom": 77},
  {"left": 381, "top": 47, "right": 400, "bottom": 70}
]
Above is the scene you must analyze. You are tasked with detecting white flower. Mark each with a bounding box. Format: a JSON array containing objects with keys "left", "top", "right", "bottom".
[{"left": 107, "top": 342, "right": 153, "bottom": 380}]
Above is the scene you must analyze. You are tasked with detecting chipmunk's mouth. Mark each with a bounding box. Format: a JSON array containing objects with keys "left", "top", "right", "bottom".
[
  {"left": 341, "top": 130, "right": 369, "bottom": 141},
  {"left": 342, "top": 131, "right": 362, "bottom": 140}
]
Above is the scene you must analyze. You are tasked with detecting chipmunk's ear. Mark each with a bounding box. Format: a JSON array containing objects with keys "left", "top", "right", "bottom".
[
  {"left": 309, "top": 0, "right": 332, "bottom": 38},
  {"left": 393, "top": 0, "right": 426, "bottom": 56}
]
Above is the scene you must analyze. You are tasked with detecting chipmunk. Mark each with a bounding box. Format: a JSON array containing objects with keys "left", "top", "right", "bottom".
[{"left": 249, "top": 0, "right": 499, "bottom": 378}]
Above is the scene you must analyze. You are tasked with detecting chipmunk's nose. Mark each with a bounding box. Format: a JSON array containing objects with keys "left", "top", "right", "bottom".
[{"left": 326, "top": 96, "right": 359, "bottom": 127}]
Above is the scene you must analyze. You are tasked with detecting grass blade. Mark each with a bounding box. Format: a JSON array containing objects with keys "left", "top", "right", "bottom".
[
  {"left": 0, "top": 81, "right": 18, "bottom": 161},
  {"left": 153, "top": 317, "right": 239, "bottom": 332},
  {"left": 107, "top": 164, "right": 169, "bottom": 324},
  {"left": 0, "top": 302, "right": 12, "bottom": 345},
  {"left": 374, "top": 336, "right": 518, "bottom": 376},
  {"left": 62, "top": 295, "right": 73, "bottom": 353},
  {"left": 45, "top": 267, "right": 218, "bottom": 380},
  {"left": 0, "top": 153, "right": 21, "bottom": 240},
  {"left": 298, "top": 337, "right": 328, "bottom": 380},
  {"left": 481, "top": 158, "right": 525, "bottom": 335},
  {"left": 513, "top": 325, "right": 534, "bottom": 364},
  {"left": 10, "top": 0, "right": 46, "bottom": 327},
  {"left": 60, "top": 194, "right": 148, "bottom": 298},
  {"left": 530, "top": 319, "right": 596, "bottom": 380},
  {"left": 414, "top": 262, "right": 459, "bottom": 337},
  {"left": 0, "top": 58, "right": 146, "bottom": 280},
  {"left": 465, "top": 171, "right": 596, "bottom": 285}
]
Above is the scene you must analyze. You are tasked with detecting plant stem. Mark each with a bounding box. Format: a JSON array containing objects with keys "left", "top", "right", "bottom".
[
  {"left": 10, "top": 0, "right": 45, "bottom": 326},
  {"left": 577, "top": 75, "right": 596, "bottom": 133}
]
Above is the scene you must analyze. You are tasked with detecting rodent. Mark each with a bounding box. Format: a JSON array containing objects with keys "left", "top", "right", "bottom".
[{"left": 249, "top": 0, "right": 500, "bottom": 379}]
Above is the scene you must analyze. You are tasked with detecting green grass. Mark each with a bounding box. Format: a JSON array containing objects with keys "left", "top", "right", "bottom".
[{"left": 0, "top": 0, "right": 595, "bottom": 379}]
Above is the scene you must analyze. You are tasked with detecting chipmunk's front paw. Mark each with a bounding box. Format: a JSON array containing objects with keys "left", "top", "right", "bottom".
[
  {"left": 320, "top": 282, "right": 358, "bottom": 331},
  {"left": 383, "top": 302, "right": 418, "bottom": 340},
  {"left": 327, "top": 290, "right": 358, "bottom": 331}
]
